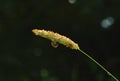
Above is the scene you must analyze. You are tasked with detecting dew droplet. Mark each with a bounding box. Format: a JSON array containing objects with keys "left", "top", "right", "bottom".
[{"left": 51, "top": 41, "right": 59, "bottom": 48}]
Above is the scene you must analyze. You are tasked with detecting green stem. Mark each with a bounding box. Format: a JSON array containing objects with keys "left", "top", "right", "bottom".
[{"left": 79, "top": 49, "right": 118, "bottom": 81}]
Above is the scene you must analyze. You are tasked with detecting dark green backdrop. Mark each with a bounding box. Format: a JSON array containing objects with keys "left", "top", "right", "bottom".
[{"left": 0, "top": 0, "right": 120, "bottom": 81}]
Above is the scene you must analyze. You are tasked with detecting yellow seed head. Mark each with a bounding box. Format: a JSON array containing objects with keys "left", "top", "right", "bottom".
[{"left": 32, "top": 29, "right": 80, "bottom": 50}]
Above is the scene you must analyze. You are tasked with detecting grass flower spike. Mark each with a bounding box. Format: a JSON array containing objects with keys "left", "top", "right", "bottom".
[
  {"left": 32, "top": 29, "right": 80, "bottom": 50},
  {"left": 32, "top": 29, "right": 118, "bottom": 81}
]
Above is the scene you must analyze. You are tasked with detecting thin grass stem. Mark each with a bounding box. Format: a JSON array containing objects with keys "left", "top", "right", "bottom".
[{"left": 79, "top": 49, "right": 118, "bottom": 81}]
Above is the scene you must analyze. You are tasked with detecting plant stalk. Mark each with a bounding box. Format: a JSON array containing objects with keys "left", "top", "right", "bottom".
[{"left": 79, "top": 49, "right": 118, "bottom": 81}]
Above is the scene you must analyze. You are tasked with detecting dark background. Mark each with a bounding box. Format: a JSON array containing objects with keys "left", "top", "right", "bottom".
[{"left": 0, "top": 0, "right": 120, "bottom": 81}]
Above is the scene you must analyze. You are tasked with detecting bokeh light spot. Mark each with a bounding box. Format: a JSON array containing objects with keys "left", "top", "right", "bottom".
[
  {"left": 40, "top": 69, "right": 48, "bottom": 78},
  {"left": 68, "top": 0, "right": 77, "bottom": 4},
  {"left": 100, "top": 17, "right": 115, "bottom": 29}
]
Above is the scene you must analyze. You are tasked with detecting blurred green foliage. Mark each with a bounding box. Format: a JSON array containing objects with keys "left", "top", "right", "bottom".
[{"left": 0, "top": 0, "right": 120, "bottom": 81}]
